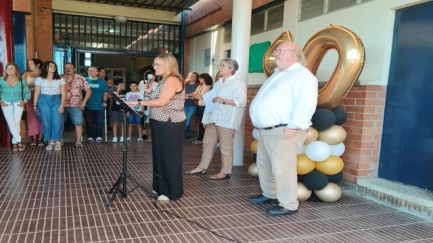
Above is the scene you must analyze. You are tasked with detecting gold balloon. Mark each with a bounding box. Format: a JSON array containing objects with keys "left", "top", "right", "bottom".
[
  {"left": 314, "top": 182, "right": 342, "bottom": 202},
  {"left": 250, "top": 140, "right": 258, "bottom": 154},
  {"left": 263, "top": 31, "right": 294, "bottom": 77},
  {"left": 304, "top": 127, "right": 319, "bottom": 145},
  {"left": 248, "top": 163, "right": 259, "bottom": 177},
  {"left": 315, "top": 155, "right": 344, "bottom": 175},
  {"left": 297, "top": 182, "right": 312, "bottom": 202},
  {"left": 318, "top": 125, "right": 347, "bottom": 145},
  {"left": 303, "top": 25, "right": 365, "bottom": 109},
  {"left": 296, "top": 154, "right": 315, "bottom": 175}
]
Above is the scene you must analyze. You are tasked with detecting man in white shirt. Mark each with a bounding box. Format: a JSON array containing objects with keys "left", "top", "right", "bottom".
[{"left": 249, "top": 41, "right": 318, "bottom": 216}]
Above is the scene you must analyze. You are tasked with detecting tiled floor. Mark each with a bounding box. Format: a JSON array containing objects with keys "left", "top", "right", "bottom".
[{"left": 0, "top": 141, "right": 432, "bottom": 243}]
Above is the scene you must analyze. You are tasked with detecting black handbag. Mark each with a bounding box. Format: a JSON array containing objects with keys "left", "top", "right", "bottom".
[{"left": 20, "top": 79, "right": 27, "bottom": 120}]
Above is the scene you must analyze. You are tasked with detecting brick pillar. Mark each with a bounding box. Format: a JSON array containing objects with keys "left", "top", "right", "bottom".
[
  {"left": 340, "top": 85, "right": 386, "bottom": 182},
  {"left": 35, "top": 0, "right": 53, "bottom": 61}
]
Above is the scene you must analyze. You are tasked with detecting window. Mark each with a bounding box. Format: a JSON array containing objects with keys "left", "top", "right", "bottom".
[
  {"left": 223, "top": 24, "right": 232, "bottom": 44},
  {"left": 300, "top": 0, "right": 373, "bottom": 21},
  {"left": 84, "top": 53, "right": 92, "bottom": 66},
  {"left": 53, "top": 13, "right": 180, "bottom": 54},
  {"left": 250, "top": 4, "right": 284, "bottom": 36}
]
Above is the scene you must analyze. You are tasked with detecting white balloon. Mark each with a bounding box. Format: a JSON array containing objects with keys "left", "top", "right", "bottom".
[
  {"left": 252, "top": 128, "right": 261, "bottom": 140},
  {"left": 305, "top": 141, "right": 331, "bottom": 161},
  {"left": 298, "top": 145, "right": 306, "bottom": 154},
  {"left": 330, "top": 143, "right": 345, "bottom": 156}
]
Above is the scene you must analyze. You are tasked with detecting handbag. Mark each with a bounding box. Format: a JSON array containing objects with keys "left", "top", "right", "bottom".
[
  {"left": 193, "top": 98, "right": 199, "bottom": 106},
  {"left": 20, "top": 79, "right": 27, "bottom": 120}
]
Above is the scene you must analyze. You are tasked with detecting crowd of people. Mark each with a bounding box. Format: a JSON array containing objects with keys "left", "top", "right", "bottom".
[{"left": 1, "top": 41, "right": 318, "bottom": 217}]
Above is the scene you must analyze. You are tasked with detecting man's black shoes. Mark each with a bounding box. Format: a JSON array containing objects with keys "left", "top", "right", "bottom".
[
  {"left": 266, "top": 206, "right": 298, "bottom": 217},
  {"left": 249, "top": 195, "right": 278, "bottom": 204}
]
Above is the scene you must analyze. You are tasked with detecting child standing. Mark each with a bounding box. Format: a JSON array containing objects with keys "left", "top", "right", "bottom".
[
  {"left": 111, "top": 81, "right": 126, "bottom": 143},
  {"left": 126, "top": 81, "right": 144, "bottom": 142}
]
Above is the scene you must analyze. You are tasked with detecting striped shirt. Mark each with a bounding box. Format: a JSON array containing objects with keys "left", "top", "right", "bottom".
[{"left": 0, "top": 77, "right": 31, "bottom": 103}]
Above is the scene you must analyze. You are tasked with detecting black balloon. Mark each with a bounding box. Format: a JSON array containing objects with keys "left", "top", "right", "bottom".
[
  {"left": 328, "top": 171, "right": 344, "bottom": 183},
  {"left": 297, "top": 174, "right": 304, "bottom": 182},
  {"left": 312, "top": 109, "right": 336, "bottom": 131},
  {"left": 332, "top": 106, "right": 347, "bottom": 125},
  {"left": 307, "top": 192, "right": 323, "bottom": 202},
  {"left": 303, "top": 170, "right": 329, "bottom": 190}
]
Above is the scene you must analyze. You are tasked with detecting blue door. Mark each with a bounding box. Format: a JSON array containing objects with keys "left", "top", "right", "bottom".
[{"left": 379, "top": 2, "right": 433, "bottom": 190}]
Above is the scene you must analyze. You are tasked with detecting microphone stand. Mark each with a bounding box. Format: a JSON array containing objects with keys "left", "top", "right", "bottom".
[{"left": 106, "top": 90, "right": 150, "bottom": 207}]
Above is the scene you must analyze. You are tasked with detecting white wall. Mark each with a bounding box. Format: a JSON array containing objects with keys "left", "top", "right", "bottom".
[{"left": 187, "top": 0, "right": 431, "bottom": 86}]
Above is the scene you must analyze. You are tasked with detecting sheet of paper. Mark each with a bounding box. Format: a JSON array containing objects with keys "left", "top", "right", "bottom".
[{"left": 203, "top": 89, "right": 219, "bottom": 114}]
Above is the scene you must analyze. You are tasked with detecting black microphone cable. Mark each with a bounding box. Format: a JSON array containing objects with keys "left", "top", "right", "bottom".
[{"left": 149, "top": 173, "right": 243, "bottom": 243}]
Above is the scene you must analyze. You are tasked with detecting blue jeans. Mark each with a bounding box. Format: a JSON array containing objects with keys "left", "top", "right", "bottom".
[
  {"left": 184, "top": 105, "right": 197, "bottom": 137},
  {"left": 38, "top": 94, "right": 64, "bottom": 141},
  {"left": 64, "top": 107, "right": 83, "bottom": 125},
  {"left": 83, "top": 109, "right": 104, "bottom": 139}
]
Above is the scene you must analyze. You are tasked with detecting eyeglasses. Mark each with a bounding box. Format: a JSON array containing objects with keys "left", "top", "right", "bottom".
[
  {"left": 273, "top": 49, "right": 296, "bottom": 55},
  {"left": 152, "top": 63, "right": 161, "bottom": 68}
]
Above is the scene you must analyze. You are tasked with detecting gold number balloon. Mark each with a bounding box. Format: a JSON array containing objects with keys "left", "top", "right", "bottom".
[
  {"left": 303, "top": 25, "right": 365, "bottom": 108},
  {"left": 263, "top": 26, "right": 365, "bottom": 109},
  {"left": 263, "top": 31, "right": 293, "bottom": 77}
]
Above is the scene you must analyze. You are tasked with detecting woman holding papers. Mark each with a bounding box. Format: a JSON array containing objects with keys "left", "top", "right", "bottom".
[
  {"left": 127, "top": 53, "right": 186, "bottom": 201},
  {"left": 191, "top": 73, "right": 213, "bottom": 145},
  {"left": 186, "top": 58, "right": 247, "bottom": 180}
]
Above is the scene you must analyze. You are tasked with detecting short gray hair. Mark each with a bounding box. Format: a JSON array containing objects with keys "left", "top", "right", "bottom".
[{"left": 220, "top": 58, "right": 239, "bottom": 75}]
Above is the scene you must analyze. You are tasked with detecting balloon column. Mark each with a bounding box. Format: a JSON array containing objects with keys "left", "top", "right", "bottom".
[
  {"left": 296, "top": 106, "right": 347, "bottom": 202},
  {"left": 248, "top": 129, "right": 260, "bottom": 178}
]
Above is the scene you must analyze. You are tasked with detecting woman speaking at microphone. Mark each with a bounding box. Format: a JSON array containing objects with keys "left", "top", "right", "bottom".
[{"left": 127, "top": 53, "right": 185, "bottom": 201}]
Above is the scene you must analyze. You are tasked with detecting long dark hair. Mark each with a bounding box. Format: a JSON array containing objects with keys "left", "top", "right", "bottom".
[
  {"left": 29, "top": 58, "right": 43, "bottom": 71},
  {"left": 199, "top": 73, "right": 213, "bottom": 86},
  {"left": 40, "top": 61, "right": 61, "bottom": 79}
]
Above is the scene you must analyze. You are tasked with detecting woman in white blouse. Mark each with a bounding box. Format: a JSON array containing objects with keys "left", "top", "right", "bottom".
[
  {"left": 33, "top": 61, "right": 66, "bottom": 151},
  {"left": 186, "top": 58, "right": 247, "bottom": 180}
]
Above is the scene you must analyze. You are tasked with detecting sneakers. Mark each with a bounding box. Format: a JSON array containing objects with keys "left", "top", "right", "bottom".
[
  {"left": 157, "top": 195, "right": 170, "bottom": 201},
  {"left": 87, "top": 138, "right": 94, "bottom": 142},
  {"left": 137, "top": 138, "right": 144, "bottom": 143},
  {"left": 127, "top": 137, "right": 132, "bottom": 142},
  {"left": 112, "top": 137, "right": 118, "bottom": 143},
  {"left": 119, "top": 136, "right": 124, "bottom": 142},
  {"left": 96, "top": 137, "right": 103, "bottom": 143},
  {"left": 75, "top": 141, "right": 83, "bottom": 147},
  {"left": 46, "top": 141, "right": 55, "bottom": 151},
  {"left": 54, "top": 141, "right": 62, "bottom": 151}
]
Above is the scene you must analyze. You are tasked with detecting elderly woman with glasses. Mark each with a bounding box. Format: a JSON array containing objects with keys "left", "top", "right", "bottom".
[
  {"left": 127, "top": 53, "right": 186, "bottom": 201},
  {"left": 186, "top": 58, "right": 247, "bottom": 180}
]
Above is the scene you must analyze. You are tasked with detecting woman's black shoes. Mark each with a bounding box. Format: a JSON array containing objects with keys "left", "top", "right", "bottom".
[
  {"left": 185, "top": 169, "right": 206, "bottom": 175},
  {"left": 209, "top": 174, "right": 230, "bottom": 180}
]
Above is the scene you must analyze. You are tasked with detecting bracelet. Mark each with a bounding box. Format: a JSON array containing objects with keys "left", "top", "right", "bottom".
[{"left": 223, "top": 99, "right": 226, "bottom": 105}]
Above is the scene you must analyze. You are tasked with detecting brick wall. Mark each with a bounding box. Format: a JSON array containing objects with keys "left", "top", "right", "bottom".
[
  {"left": 190, "top": 85, "right": 386, "bottom": 183},
  {"left": 13, "top": 0, "right": 52, "bottom": 61},
  {"left": 340, "top": 85, "right": 386, "bottom": 182},
  {"left": 13, "top": 0, "right": 31, "bottom": 12},
  {"left": 35, "top": 0, "right": 53, "bottom": 62}
]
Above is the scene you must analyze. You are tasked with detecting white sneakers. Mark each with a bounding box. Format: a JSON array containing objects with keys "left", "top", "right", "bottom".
[
  {"left": 112, "top": 136, "right": 124, "bottom": 143},
  {"left": 137, "top": 138, "right": 143, "bottom": 142},
  {"left": 157, "top": 195, "right": 169, "bottom": 201},
  {"left": 96, "top": 137, "right": 103, "bottom": 143}
]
